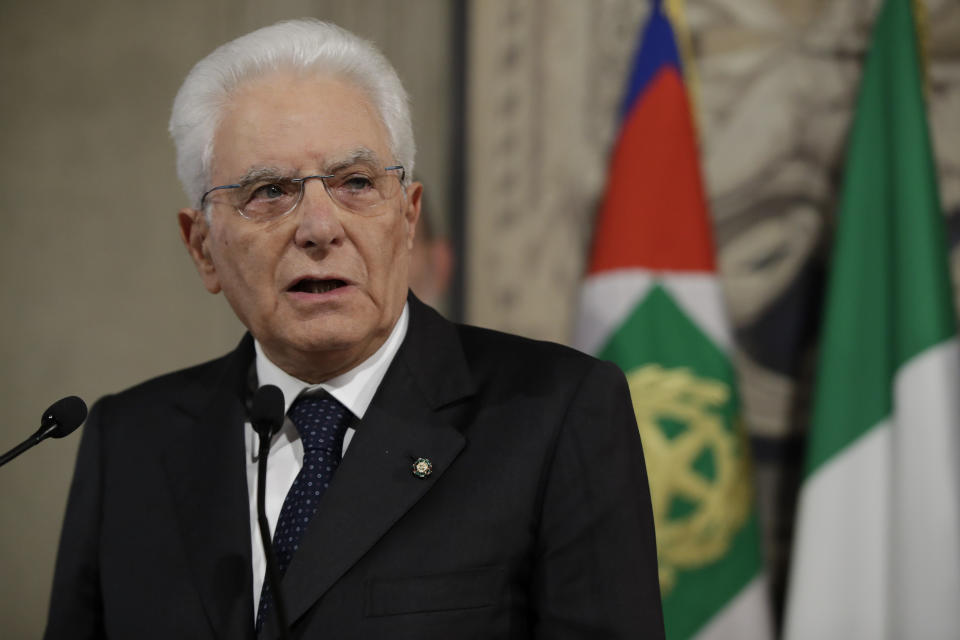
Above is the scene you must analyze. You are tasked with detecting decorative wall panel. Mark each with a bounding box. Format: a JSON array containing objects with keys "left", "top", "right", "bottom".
[{"left": 466, "top": 0, "right": 960, "bottom": 615}]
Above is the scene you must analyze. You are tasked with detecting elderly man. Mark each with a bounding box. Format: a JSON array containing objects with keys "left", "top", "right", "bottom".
[{"left": 45, "top": 19, "right": 663, "bottom": 640}]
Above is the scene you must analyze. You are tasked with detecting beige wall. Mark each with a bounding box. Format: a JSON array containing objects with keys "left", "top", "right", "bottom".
[{"left": 0, "top": 2, "right": 451, "bottom": 636}]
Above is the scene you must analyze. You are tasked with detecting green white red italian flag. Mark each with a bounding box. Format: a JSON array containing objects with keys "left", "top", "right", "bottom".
[
  {"left": 574, "top": 2, "right": 772, "bottom": 638},
  {"left": 783, "top": 1, "right": 960, "bottom": 638}
]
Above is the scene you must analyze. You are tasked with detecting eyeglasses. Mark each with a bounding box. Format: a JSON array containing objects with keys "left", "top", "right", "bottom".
[{"left": 199, "top": 165, "right": 405, "bottom": 222}]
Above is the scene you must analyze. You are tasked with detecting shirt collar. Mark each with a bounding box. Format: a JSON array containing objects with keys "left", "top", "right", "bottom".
[{"left": 253, "top": 302, "right": 409, "bottom": 419}]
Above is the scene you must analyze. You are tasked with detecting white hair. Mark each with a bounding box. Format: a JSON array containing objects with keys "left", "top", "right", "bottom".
[{"left": 169, "top": 19, "right": 415, "bottom": 207}]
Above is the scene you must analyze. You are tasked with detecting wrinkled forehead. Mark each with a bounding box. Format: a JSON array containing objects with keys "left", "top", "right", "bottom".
[{"left": 209, "top": 70, "right": 393, "bottom": 181}]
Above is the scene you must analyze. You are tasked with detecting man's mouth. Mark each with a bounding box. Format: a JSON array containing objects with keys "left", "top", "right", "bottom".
[{"left": 288, "top": 278, "right": 347, "bottom": 294}]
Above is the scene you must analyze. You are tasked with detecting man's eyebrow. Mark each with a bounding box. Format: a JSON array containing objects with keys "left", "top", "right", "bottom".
[
  {"left": 230, "top": 149, "right": 385, "bottom": 184},
  {"left": 233, "top": 166, "right": 291, "bottom": 185},
  {"left": 325, "top": 148, "right": 381, "bottom": 172}
]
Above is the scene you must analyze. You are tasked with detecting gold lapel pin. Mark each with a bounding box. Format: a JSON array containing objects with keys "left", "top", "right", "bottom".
[{"left": 411, "top": 457, "right": 433, "bottom": 478}]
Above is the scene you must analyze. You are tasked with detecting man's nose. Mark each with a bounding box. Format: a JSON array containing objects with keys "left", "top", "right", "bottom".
[{"left": 293, "top": 178, "right": 345, "bottom": 250}]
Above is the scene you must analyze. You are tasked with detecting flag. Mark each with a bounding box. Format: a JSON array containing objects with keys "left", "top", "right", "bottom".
[
  {"left": 783, "top": 0, "right": 960, "bottom": 637},
  {"left": 573, "top": 1, "right": 772, "bottom": 638}
]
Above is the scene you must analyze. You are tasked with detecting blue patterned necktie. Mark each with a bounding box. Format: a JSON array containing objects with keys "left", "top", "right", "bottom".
[{"left": 256, "top": 392, "right": 351, "bottom": 632}]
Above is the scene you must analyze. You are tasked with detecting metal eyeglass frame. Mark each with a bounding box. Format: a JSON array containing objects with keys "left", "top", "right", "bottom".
[{"left": 198, "top": 165, "right": 406, "bottom": 220}]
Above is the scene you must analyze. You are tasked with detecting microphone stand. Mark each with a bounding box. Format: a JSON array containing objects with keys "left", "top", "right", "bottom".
[
  {"left": 256, "top": 429, "right": 291, "bottom": 640},
  {"left": 0, "top": 431, "right": 53, "bottom": 467}
]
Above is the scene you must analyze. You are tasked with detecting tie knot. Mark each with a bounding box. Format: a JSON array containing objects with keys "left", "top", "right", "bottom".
[{"left": 288, "top": 393, "right": 351, "bottom": 453}]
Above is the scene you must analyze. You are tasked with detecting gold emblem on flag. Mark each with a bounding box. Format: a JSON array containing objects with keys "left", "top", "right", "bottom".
[{"left": 626, "top": 364, "right": 751, "bottom": 594}]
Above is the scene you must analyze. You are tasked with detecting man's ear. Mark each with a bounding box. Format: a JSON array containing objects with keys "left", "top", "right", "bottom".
[
  {"left": 178, "top": 208, "right": 221, "bottom": 294},
  {"left": 403, "top": 182, "right": 423, "bottom": 250}
]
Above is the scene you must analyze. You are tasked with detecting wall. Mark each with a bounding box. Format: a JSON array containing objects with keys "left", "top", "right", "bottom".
[{"left": 465, "top": 0, "right": 960, "bottom": 619}]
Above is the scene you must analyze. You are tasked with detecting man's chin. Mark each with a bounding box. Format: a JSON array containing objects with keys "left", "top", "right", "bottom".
[
  {"left": 257, "top": 326, "right": 383, "bottom": 380},
  {"left": 271, "top": 331, "right": 362, "bottom": 357}
]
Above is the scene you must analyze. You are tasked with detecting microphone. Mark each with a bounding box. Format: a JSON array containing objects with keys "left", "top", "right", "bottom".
[
  {"left": 251, "top": 385, "right": 285, "bottom": 442},
  {"left": 0, "top": 396, "right": 88, "bottom": 468},
  {"left": 249, "top": 385, "right": 290, "bottom": 639}
]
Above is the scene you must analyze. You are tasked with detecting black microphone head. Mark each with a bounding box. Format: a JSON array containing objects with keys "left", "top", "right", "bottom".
[
  {"left": 250, "top": 385, "right": 285, "bottom": 438},
  {"left": 41, "top": 395, "right": 88, "bottom": 438}
]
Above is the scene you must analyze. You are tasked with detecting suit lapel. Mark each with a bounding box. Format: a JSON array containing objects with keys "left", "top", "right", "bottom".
[
  {"left": 264, "top": 296, "right": 475, "bottom": 638},
  {"left": 161, "top": 336, "right": 256, "bottom": 640}
]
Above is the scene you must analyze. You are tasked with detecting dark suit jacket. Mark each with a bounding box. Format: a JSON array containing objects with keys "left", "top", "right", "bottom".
[{"left": 45, "top": 295, "right": 663, "bottom": 639}]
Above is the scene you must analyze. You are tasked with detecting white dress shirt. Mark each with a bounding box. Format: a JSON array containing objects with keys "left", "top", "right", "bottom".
[{"left": 244, "top": 304, "right": 409, "bottom": 613}]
